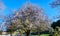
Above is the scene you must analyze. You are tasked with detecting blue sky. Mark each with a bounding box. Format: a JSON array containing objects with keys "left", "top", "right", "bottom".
[
  {"left": 0, "top": 0, "right": 59, "bottom": 31},
  {"left": 0, "top": 0, "right": 59, "bottom": 23}
]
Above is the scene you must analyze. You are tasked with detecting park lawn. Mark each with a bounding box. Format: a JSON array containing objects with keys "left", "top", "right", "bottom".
[
  {"left": 31, "top": 34, "right": 49, "bottom": 36},
  {"left": 31, "top": 35, "right": 39, "bottom": 36},
  {"left": 40, "top": 34, "right": 49, "bottom": 36}
]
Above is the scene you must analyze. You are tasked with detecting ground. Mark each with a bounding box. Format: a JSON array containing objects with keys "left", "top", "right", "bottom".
[{"left": 31, "top": 34, "right": 49, "bottom": 36}]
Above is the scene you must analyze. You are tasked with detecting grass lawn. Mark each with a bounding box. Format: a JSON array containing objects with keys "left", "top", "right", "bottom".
[
  {"left": 40, "top": 34, "right": 49, "bottom": 36},
  {"left": 31, "top": 34, "right": 49, "bottom": 36}
]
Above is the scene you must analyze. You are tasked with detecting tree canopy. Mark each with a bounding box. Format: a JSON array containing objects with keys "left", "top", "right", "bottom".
[{"left": 51, "top": 20, "right": 60, "bottom": 29}]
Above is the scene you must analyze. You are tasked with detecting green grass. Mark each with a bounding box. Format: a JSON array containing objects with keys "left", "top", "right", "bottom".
[
  {"left": 30, "top": 34, "right": 49, "bottom": 36},
  {"left": 40, "top": 34, "right": 49, "bottom": 36}
]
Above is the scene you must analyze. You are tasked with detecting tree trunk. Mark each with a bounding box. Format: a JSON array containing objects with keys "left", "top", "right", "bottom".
[
  {"left": 19, "top": 31, "right": 22, "bottom": 36},
  {"left": 18, "top": 29, "right": 23, "bottom": 36},
  {"left": 25, "top": 30, "right": 30, "bottom": 36},
  {"left": 20, "top": 34, "right": 22, "bottom": 36},
  {"left": 38, "top": 32, "right": 40, "bottom": 36},
  {"left": 10, "top": 32, "right": 12, "bottom": 36}
]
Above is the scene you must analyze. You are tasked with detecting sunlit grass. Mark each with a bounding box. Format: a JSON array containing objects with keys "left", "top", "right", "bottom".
[
  {"left": 30, "top": 34, "right": 49, "bottom": 36},
  {"left": 40, "top": 34, "right": 49, "bottom": 36}
]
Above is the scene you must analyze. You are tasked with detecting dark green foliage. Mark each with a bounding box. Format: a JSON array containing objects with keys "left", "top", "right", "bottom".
[
  {"left": 51, "top": 20, "right": 60, "bottom": 29},
  {"left": 56, "top": 20, "right": 60, "bottom": 27},
  {"left": 51, "top": 22, "right": 56, "bottom": 29}
]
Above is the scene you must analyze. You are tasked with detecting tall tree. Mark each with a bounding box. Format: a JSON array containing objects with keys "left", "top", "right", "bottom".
[
  {"left": 3, "top": 3, "right": 51, "bottom": 36},
  {"left": 13, "top": 3, "right": 50, "bottom": 36},
  {"left": 5, "top": 15, "right": 17, "bottom": 36},
  {"left": 51, "top": 20, "right": 60, "bottom": 36}
]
